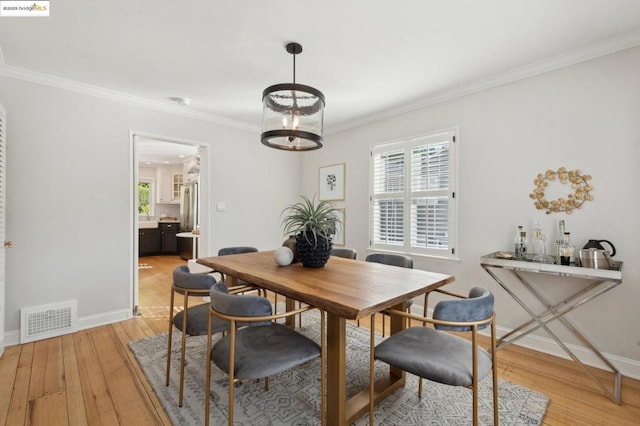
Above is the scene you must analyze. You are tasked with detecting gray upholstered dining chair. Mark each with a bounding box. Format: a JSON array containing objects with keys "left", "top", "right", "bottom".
[
  {"left": 368, "top": 286, "right": 498, "bottom": 426},
  {"left": 205, "top": 282, "right": 325, "bottom": 426},
  {"left": 166, "top": 265, "right": 253, "bottom": 406},
  {"left": 331, "top": 247, "right": 357, "bottom": 259},
  {"left": 166, "top": 265, "right": 223, "bottom": 407},
  {"left": 365, "top": 253, "right": 414, "bottom": 336},
  {"left": 365, "top": 252, "right": 413, "bottom": 268},
  {"left": 215, "top": 246, "right": 260, "bottom": 292}
]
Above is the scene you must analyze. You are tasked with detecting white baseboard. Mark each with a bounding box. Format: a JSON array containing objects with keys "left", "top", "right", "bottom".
[
  {"left": 410, "top": 304, "right": 640, "bottom": 380},
  {"left": 493, "top": 324, "right": 640, "bottom": 380},
  {"left": 77, "top": 308, "right": 132, "bottom": 331},
  {"left": 3, "top": 308, "right": 132, "bottom": 347},
  {"left": 3, "top": 329, "right": 19, "bottom": 347}
]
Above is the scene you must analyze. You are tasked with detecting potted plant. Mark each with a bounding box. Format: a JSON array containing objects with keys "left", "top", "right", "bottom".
[{"left": 281, "top": 195, "right": 342, "bottom": 268}]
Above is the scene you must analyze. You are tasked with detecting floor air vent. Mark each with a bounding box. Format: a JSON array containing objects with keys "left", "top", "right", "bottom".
[{"left": 20, "top": 300, "right": 78, "bottom": 343}]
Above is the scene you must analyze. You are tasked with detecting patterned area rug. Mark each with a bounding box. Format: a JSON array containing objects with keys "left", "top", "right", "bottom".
[{"left": 129, "top": 311, "right": 548, "bottom": 425}]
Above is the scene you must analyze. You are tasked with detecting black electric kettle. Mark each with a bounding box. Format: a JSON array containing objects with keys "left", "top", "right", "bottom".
[{"left": 582, "top": 239, "right": 616, "bottom": 257}]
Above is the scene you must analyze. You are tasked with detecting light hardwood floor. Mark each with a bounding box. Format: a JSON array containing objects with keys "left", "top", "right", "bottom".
[{"left": 0, "top": 255, "right": 638, "bottom": 425}]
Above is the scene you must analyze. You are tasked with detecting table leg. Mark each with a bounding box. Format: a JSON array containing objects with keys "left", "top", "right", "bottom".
[
  {"left": 325, "top": 311, "right": 406, "bottom": 425},
  {"left": 326, "top": 312, "right": 346, "bottom": 425},
  {"left": 285, "top": 297, "right": 296, "bottom": 328}
]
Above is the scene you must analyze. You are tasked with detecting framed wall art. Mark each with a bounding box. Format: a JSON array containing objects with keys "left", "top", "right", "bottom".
[{"left": 319, "top": 163, "right": 345, "bottom": 201}]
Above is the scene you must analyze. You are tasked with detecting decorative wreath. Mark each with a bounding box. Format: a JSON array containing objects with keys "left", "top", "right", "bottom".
[{"left": 529, "top": 167, "right": 593, "bottom": 214}]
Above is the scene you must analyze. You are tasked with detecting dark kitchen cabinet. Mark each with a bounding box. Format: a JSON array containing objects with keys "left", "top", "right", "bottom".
[
  {"left": 139, "top": 228, "right": 161, "bottom": 256},
  {"left": 160, "top": 222, "right": 179, "bottom": 254}
]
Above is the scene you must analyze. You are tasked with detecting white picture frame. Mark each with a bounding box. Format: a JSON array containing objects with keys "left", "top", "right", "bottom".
[
  {"left": 319, "top": 163, "right": 345, "bottom": 201},
  {"left": 332, "top": 208, "right": 345, "bottom": 246}
]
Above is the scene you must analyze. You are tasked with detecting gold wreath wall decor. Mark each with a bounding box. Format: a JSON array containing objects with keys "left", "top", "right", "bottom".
[{"left": 529, "top": 167, "right": 593, "bottom": 214}]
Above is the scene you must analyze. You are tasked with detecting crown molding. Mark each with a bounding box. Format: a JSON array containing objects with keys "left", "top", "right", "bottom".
[
  {"left": 0, "top": 56, "right": 260, "bottom": 133},
  {"left": 2, "top": 30, "right": 640, "bottom": 137},
  {"left": 325, "top": 30, "right": 640, "bottom": 135}
]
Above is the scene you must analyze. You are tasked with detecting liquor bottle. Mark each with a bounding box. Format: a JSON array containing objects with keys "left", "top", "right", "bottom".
[
  {"left": 559, "top": 232, "right": 574, "bottom": 265},
  {"left": 554, "top": 220, "right": 566, "bottom": 258},
  {"left": 514, "top": 226, "right": 527, "bottom": 259}
]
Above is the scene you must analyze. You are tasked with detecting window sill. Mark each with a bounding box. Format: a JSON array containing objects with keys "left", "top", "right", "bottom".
[{"left": 366, "top": 248, "right": 460, "bottom": 263}]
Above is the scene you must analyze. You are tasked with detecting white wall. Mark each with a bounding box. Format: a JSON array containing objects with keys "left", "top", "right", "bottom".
[
  {"left": 302, "top": 47, "right": 640, "bottom": 373},
  {"left": 0, "top": 77, "right": 301, "bottom": 339}
]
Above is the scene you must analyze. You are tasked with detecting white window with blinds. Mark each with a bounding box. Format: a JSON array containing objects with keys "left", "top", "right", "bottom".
[{"left": 370, "top": 129, "right": 457, "bottom": 259}]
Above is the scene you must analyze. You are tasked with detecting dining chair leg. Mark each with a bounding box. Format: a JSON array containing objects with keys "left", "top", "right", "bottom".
[
  {"left": 228, "top": 322, "right": 237, "bottom": 426},
  {"left": 418, "top": 291, "right": 429, "bottom": 397},
  {"left": 205, "top": 310, "right": 213, "bottom": 426},
  {"left": 472, "top": 326, "right": 479, "bottom": 426},
  {"left": 473, "top": 383, "right": 479, "bottom": 426},
  {"left": 165, "top": 289, "right": 175, "bottom": 387},
  {"left": 178, "top": 291, "right": 189, "bottom": 407},
  {"left": 491, "top": 320, "right": 499, "bottom": 425},
  {"left": 369, "top": 313, "right": 376, "bottom": 426},
  {"left": 423, "top": 291, "right": 430, "bottom": 318}
]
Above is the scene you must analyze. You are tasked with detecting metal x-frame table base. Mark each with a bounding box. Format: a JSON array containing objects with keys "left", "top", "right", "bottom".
[{"left": 481, "top": 261, "right": 622, "bottom": 404}]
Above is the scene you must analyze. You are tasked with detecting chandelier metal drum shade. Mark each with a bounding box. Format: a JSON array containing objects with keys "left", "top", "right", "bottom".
[{"left": 261, "top": 42, "right": 325, "bottom": 151}]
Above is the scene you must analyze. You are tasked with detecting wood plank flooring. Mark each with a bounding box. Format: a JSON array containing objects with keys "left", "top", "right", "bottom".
[{"left": 0, "top": 255, "right": 638, "bottom": 425}]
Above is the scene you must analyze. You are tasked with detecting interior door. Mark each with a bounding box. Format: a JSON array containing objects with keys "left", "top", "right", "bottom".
[{"left": 0, "top": 104, "right": 7, "bottom": 356}]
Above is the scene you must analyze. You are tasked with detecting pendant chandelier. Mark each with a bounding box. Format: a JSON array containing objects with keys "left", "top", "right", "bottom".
[{"left": 261, "top": 42, "right": 325, "bottom": 151}]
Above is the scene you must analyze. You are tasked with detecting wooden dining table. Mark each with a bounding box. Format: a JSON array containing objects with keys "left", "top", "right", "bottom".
[{"left": 197, "top": 250, "right": 455, "bottom": 425}]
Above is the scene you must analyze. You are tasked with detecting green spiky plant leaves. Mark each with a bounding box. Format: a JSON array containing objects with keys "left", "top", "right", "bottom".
[{"left": 281, "top": 195, "right": 342, "bottom": 248}]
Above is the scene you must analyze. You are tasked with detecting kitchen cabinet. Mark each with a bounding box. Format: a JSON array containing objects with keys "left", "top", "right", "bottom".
[
  {"left": 156, "top": 165, "right": 183, "bottom": 204},
  {"left": 160, "top": 222, "right": 179, "bottom": 254},
  {"left": 139, "top": 228, "right": 161, "bottom": 256},
  {"left": 138, "top": 223, "right": 180, "bottom": 256}
]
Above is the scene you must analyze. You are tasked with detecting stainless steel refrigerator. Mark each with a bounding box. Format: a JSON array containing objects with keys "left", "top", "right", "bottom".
[{"left": 178, "top": 181, "right": 198, "bottom": 259}]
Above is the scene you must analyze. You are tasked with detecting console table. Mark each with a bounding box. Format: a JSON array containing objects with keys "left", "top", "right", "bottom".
[{"left": 480, "top": 252, "right": 623, "bottom": 403}]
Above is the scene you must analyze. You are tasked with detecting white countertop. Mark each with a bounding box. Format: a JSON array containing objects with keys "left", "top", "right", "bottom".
[{"left": 177, "top": 232, "right": 199, "bottom": 238}]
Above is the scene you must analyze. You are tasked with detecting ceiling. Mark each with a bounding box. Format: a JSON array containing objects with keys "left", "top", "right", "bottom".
[
  {"left": 137, "top": 137, "right": 199, "bottom": 166},
  {"left": 1, "top": 1, "right": 640, "bottom": 138}
]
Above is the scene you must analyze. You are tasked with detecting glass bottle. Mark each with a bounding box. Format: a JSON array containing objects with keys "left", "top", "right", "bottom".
[
  {"left": 554, "top": 220, "right": 566, "bottom": 259},
  {"left": 533, "top": 231, "right": 555, "bottom": 264},
  {"left": 514, "top": 226, "right": 527, "bottom": 259},
  {"left": 559, "top": 232, "right": 574, "bottom": 266},
  {"left": 532, "top": 220, "right": 542, "bottom": 256}
]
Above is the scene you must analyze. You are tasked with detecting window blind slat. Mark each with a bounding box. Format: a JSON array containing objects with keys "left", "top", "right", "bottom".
[
  {"left": 411, "top": 141, "right": 449, "bottom": 192},
  {"left": 411, "top": 197, "right": 448, "bottom": 248},
  {"left": 371, "top": 130, "right": 455, "bottom": 255},
  {"left": 373, "top": 150, "right": 404, "bottom": 193}
]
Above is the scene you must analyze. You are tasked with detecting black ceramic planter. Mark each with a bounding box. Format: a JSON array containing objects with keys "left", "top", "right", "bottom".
[{"left": 295, "top": 231, "right": 333, "bottom": 268}]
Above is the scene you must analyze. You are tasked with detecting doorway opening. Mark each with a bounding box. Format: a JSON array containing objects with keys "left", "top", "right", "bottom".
[{"left": 131, "top": 132, "right": 209, "bottom": 317}]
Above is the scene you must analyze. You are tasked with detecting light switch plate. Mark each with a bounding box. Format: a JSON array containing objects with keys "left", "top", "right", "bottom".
[{"left": 216, "top": 201, "right": 227, "bottom": 211}]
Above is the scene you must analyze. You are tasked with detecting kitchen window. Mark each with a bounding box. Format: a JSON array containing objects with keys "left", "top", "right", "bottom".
[
  {"left": 370, "top": 129, "right": 457, "bottom": 259},
  {"left": 138, "top": 177, "right": 155, "bottom": 217}
]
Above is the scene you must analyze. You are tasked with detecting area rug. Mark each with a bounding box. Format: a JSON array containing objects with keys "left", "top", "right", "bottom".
[{"left": 129, "top": 311, "right": 548, "bottom": 425}]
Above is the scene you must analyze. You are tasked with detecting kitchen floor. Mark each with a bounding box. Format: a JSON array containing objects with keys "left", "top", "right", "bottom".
[{"left": 138, "top": 255, "right": 189, "bottom": 323}]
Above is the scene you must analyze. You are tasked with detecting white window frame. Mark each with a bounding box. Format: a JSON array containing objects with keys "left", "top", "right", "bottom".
[
  {"left": 138, "top": 177, "right": 156, "bottom": 218},
  {"left": 369, "top": 128, "right": 458, "bottom": 259}
]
